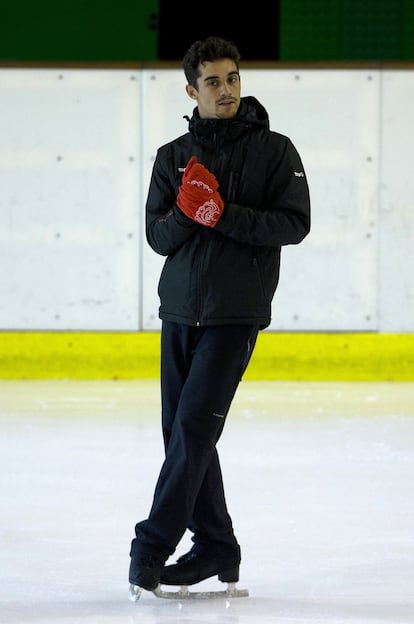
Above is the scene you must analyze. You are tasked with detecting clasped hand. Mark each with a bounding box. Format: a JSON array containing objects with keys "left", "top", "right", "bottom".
[{"left": 177, "top": 156, "right": 224, "bottom": 227}]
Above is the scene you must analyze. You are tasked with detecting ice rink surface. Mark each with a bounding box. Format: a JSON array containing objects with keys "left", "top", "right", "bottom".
[{"left": 1, "top": 379, "right": 413, "bottom": 624}]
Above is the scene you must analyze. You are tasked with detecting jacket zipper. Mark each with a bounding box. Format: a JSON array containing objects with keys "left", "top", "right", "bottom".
[{"left": 195, "top": 230, "right": 209, "bottom": 325}]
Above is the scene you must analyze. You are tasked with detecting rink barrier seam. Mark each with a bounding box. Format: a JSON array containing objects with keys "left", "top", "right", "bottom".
[{"left": 0, "top": 331, "right": 413, "bottom": 381}]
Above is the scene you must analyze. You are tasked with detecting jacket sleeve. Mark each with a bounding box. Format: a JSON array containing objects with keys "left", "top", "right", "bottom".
[
  {"left": 145, "top": 149, "right": 198, "bottom": 256},
  {"left": 215, "top": 138, "right": 311, "bottom": 247}
]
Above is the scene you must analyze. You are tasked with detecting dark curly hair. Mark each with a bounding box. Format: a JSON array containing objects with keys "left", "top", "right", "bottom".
[{"left": 183, "top": 36, "right": 241, "bottom": 89}]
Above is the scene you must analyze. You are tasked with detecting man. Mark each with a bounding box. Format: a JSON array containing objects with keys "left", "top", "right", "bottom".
[{"left": 129, "top": 35, "right": 311, "bottom": 594}]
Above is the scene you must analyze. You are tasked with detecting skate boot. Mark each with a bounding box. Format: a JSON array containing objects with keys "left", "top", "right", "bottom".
[
  {"left": 128, "top": 538, "right": 164, "bottom": 595},
  {"left": 160, "top": 542, "right": 241, "bottom": 586}
]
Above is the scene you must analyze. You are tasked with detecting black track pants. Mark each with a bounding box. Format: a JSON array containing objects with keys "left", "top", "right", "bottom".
[{"left": 134, "top": 321, "right": 259, "bottom": 560}]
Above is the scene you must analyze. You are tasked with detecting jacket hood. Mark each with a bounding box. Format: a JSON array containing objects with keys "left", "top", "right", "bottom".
[{"left": 241, "top": 96, "right": 270, "bottom": 127}]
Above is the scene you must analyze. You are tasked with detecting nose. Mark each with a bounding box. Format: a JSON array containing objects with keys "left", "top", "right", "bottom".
[{"left": 219, "top": 81, "right": 232, "bottom": 96}]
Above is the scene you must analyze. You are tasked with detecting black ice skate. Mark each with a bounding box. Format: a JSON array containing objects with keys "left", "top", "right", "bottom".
[
  {"left": 128, "top": 538, "right": 165, "bottom": 601},
  {"left": 154, "top": 543, "right": 249, "bottom": 599}
]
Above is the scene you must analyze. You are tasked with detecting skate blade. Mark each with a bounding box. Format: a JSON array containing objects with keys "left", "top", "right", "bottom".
[
  {"left": 153, "top": 582, "right": 249, "bottom": 600},
  {"left": 128, "top": 584, "right": 143, "bottom": 602}
]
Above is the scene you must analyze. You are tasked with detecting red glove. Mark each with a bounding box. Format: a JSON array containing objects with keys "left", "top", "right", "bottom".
[
  {"left": 177, "top": 156, "right": 224, "bottom": 227},
  {"left": 182, "top": 156, "right": 219, "bottom": 192}
]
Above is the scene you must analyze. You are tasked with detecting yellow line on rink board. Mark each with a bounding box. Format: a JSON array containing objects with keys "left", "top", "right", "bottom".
[{"left": 0, "top": 331, "right": 413, "bottom": 381}]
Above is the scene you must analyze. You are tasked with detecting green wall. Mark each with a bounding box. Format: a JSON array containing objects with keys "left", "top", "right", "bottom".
[
  {"left": 280, "top": 0, "right": 414, "bottom": 61},
  {"left": 0, "top": 0, "right": 158, "bottom": 62},
  {"left": 0, "top": 2, "right": 413, "bottom": 66}
]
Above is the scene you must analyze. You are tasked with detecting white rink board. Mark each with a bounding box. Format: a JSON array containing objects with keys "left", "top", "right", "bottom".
[
  {"left": 379, "top": 70, "right": 414, "bottom": 332},
  {"left": 0, "top": 69, "right": 142, "bottom": 330},
  {"left": 141, "top": 69, "right": 379, "bottom": 331},
  {"left": 0, "top": 68, "right": 413, "bottom": 331}
]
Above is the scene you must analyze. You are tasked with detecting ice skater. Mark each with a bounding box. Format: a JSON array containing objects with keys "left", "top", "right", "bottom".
[{"left": 129, "top": 35, "right": 311, "bottom": 600}]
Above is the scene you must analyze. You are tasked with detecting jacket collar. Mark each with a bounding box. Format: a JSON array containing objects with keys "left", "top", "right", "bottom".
[{"left": 186, "top": 96, "right": 269, "bottom": 147}]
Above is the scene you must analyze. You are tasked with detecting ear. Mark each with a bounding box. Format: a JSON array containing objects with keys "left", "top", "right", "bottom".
[{"left": 186, "top": 84, "right": 198, "bottom": 100}]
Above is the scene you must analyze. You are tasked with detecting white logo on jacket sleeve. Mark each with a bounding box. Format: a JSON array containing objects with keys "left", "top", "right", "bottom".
[{"left": 294, "top": 171, "right": 304, "bottom": 177}]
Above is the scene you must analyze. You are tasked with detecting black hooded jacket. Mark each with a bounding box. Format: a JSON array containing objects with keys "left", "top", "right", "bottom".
[{"left": 145, "top": 96, "right": 311, "bottom": 329}]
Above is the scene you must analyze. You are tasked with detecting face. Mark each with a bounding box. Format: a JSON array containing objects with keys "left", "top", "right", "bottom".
[{"left": 186, "top": 58, "right": 241, "bottom": 119}]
